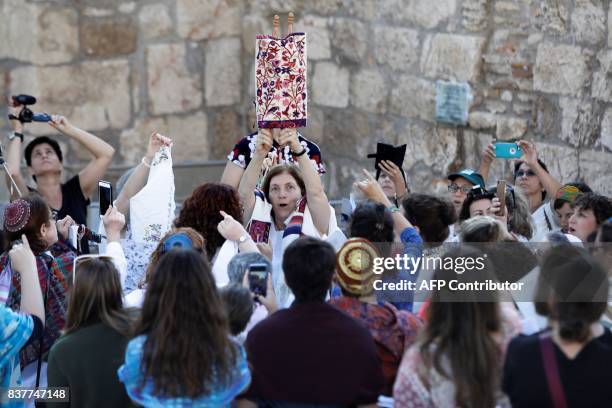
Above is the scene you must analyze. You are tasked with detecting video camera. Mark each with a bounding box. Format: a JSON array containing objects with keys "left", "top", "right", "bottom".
[{"left": 10, "top": 94, "right": 52, "bottom": 123}]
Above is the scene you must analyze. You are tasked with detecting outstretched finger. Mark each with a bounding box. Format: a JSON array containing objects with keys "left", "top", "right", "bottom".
[
  {"left": 219, "top": 210, "right": 233, "bottom": 220},
  {"left": 20, "top": 234, "right": 30, "bottom": 249},
  {"left": 361, "top": 168, "right": 376, "bottom": 181}
]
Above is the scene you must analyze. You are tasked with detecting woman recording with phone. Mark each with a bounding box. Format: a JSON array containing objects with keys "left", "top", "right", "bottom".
[{"left": 5, "top": 97, "right": 116, "bottom": 252}]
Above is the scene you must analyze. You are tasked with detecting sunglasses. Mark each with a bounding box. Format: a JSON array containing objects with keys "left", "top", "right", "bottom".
[
  {"left": 72, "top": 254, "right": 115, "bottom": 284},
  {"left": 448, "top": 184, "right": 473, "bottom": 193},
  {"left": 515, "top": 169, "right": 536, "bottom": 178}
]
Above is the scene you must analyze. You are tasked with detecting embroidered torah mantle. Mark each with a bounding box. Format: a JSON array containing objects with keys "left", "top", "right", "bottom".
[{"left": 255, "top": 32, "right": 307, "bottom": 128}]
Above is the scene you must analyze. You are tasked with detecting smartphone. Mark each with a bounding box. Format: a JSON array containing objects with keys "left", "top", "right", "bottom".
[
  {"left": 494, "top": 142, "right": 522, "bottom": 159},
  {"left": 496, "top": 180, "right": 506, "bottom": 217},
  {"left": 248, "top": 263, "right": 269, "bottom": 297},
  {"left": 98, "top": 180, "right": 113, "bottom": 216}
]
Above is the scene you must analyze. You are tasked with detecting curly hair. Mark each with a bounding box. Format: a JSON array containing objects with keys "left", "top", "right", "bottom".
[
  {"left": 136, "top": 249, "right": 238, "bottom": 398},
  {"left": 175, "top": 183, "right": 243, "bottom": 261},
  {"left": 572, "top": 193, "right": 612, "bottom": 225}
]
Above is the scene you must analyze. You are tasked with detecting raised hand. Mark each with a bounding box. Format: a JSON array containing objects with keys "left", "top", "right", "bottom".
[
  {"left": 146, "top": 132, "right": 173, "bottom": 160},
  {"left": 9, "top": 234, "right": 37, "bottom": 274},
  {"left": 255, "top": 129, "right": 274, "bottom": 159},
  {"left": 48, "top": 114, "right": 73, "bottom": 133},
  {"left": 379, "top": 160, "right": 407, "bottom": 197},
  {"left": 56, "top": 215, "right": 76, "bottom": 240},
  {"left": 217, "top": 210, "right": 249, "bottom": 242},
  {"left": 103, "top": 205, "right": 126, "bottom": 242},
  {"left": 355, "top": 169, "right": 391, "bottom": 206}
]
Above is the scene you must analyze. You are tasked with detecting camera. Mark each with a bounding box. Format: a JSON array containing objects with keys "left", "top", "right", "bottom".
[{"left": 10, "top": 94, "right": 52, "bottom": 123}]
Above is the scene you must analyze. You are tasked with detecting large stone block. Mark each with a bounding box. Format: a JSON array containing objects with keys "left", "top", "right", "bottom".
[
  {"left": 205, "top": 38, "right": 241, "bottom": 107},
  {"left": 81, "top": 17, "right": 138, "bottom": 57},
  {"left": 119, "top": 113, "right": 209, "bottom": 164},
  {"left": 208, "top": 108, "right": 243, "bottom": 159},
  {"left": 559, "top": 97, "right": 602, "bottom": 148},
  {"left": 312, "top": 62, "right": 349, "bottom": 108},
  {"left": 146, "top": 44, "right": 202, "bottom": 115},
  {"left": 300, "top": 16, "right": 331, "bottom": 60},
  {"left": 534, "top": 43, "right": 589, "bottom": 95},
  {"left": 241, "top": 15, "right": 270, "bottom": 54},
  {"left": 176, "top": 0, "right": 241, "bottom": 40},
  {"left": 397, "top": 121, "right": 459, "bottom": 177},
  {"left": 592, "top": 50, "right": 612, "bottom": 102},
  {"left": 536, "top": 0, "right": 571, "bottom": 34},
  {"left": 330, "top": 18, "right": 367, "bottom": 63},
  {"left": 0, "top": 0, "right": 78, "bottom": 65},
  {"left": 532, "top": 96, "right": 560, "bottom": 138},
  {"left": 496, "top": 116, "right": 527, "bottom": 140},
  {"left": 350, "top": 69, "right": 387, "bottom": 114},
  {"left": 609, "top": 5, "right": 612, "bottom": 46},
  {"left": 599, "top": 108, "right": 612, "bottom": 151},
  {"left": 400, "top": 0, "right": 457, "bottom": 29},
  {"left": 420, "top": 34, "right": 486, "bottom": 82},
  {"left": 537, "top": 143, "right": 580, "bottom": 184},
  {"left": 9, "top": 61, "right": 131, "bottom": 133},
  {"left": 139, "top": 4, "right": 173, "bottom": 40},
  {"left": 462, "top": 0, "right": 488, "bottom": 31},
  {"left": 390, "top": 75, "right": 435, "bottom": 121},
  {"left": 571, "top": 0, "right": 606, "bottom": 44},
  {"left": 373, "top": 27, "right": 420, "bottom": 71},
  {"left": 577, "top": 149, "right": 612, "bottom": 195}
]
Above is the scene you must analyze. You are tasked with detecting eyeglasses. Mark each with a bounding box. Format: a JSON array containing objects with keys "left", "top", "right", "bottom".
[
  {"left": 448, "top": 184, "right": 473, "bottom": 193},
  {"left": 72, "top": 254, "right": 115, "bottom": 284},
  {"left": 515, "top": 169, "right": 536, "bottom": 178}
]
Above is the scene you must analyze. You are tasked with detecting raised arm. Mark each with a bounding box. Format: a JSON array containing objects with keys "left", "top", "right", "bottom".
[
  {"left": 238, "top": 129, "right": 273, "bottom": 225},
  {"left": 518, "top": 140, "right": 562, "bottom": 199},
  {"left": 220, "top": 161, "right": 245, "bottom": 189},
  {"left": 356, "top": 169, "right": 414, "bottom": 236},
  {"left": 279, "top": 128, "right": 330, "bottom": 235},
  {"left": 47, "top": 115, "right": 115, "bottom": 199},
  {"left": 5, "top": 102, "right": 28, "bottom": 199},
  {"left": 9, "top": 235, "right": 44, "bottom": 323},
  {"left": 478, "top": 142, "right": 495, "bottom": 183},
  {"left": 114, "top": 132, "right": 172, "bottom": 215}
]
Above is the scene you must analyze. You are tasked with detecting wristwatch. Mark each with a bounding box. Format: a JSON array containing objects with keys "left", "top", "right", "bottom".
[
  {"left": 8, "top": 132, "right": 24, "bottom": 142},
  {"left": 238, "top": 234, "right": 251, "bottom": 243}
]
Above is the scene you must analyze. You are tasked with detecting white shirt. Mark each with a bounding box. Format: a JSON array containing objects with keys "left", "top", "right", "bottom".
[{"left": 531, "top": 201, "right": 561, "bottom": 242}]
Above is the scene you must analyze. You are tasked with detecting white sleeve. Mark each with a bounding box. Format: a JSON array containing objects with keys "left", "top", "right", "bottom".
[{"left": 104, "top": 241, "right": 128, "bottom": 289}]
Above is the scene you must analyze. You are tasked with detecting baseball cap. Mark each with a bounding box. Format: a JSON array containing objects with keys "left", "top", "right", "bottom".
[{"left": 447, "top": 169, "right": 485, "bottom": 188}]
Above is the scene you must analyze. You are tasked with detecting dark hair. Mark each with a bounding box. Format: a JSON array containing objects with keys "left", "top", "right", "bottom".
[
  {"left": 282, "top": 237, "right": 335, "bottom": 302},
  {"left": 459, "top": 189, "right": 495, "bottom": 222},
  {"left": 349, "top": 200, "right": 394, "bottom": 257},
  {"left": 420, "top": 246, "right": 501, "bottom": 408},
  {"left": 3, "top": 194, "right": 51, "bottom": 254},
  {"left": 261, "top": 164, "right": 306, "bottom": 202},
  {"left": 535, "top": 245, "right": 608, "bottom": 342},
  {"left": 572, "top": 193, "right": 612, "bottom": 225},
  {"left": 597, "top": 219, "right": 612, "bottom": 243},
  {"left": 65, "top": 257, "right": 133, "bottom": 336},
  {"left": 220, "top": 284, "right": 254, "bottom": 336},
  {"left": 25, "top": 136, "right": 63, "bottom": 166},
  {"left": 513, "top": 160, "right": 549, "bottom": 200},
  {"left": 136, "top": 249, "right": 237, "bottom": 398},
  {"left": 175, "top": 183, "right": 242, "bottom": 261},
  {"left": 227, "top": 252, "right": 271, "bottom": 284},
  {"left": 402, "top": 194, "right": 456, "bottom": 244}
]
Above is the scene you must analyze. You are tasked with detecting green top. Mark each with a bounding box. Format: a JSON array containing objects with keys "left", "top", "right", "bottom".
[{"left": 46, "top": 321, "right": 134, "bottom": 408}]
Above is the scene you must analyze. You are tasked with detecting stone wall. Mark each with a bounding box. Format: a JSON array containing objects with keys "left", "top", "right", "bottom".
[{"left": 2, "top": 0, "right": 612, "bottom": 199}]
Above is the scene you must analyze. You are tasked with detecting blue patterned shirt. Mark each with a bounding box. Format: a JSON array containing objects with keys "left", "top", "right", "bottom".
[
  {"left": 0, "top": 306, "right": 34, "bottom": 408},
  {"left": 118, "top": 335, "right": 251, "bottom": 407}
]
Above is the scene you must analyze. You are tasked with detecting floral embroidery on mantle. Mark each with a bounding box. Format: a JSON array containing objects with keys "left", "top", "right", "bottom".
[{"left": 255, "top": 32, "right": 307, "bottom": 128}]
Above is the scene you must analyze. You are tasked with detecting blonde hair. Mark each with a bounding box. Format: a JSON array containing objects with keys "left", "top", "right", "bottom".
[{"left": 459, "top": 216, "right": 513, "bottom": 243}]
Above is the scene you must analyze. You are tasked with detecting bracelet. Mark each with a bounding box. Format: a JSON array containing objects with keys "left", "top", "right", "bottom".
[
  {"left": 141, "top": 156, "right": 152, "bottom": 168},
  {"left": 291, "top": 147, "right": 307, "bottom": 157},
  {"left": 8, "top": 132, "right": 24, "bottom": 142},
  {"left": 388, "top": 205, "right": 401, "bottom": 213}
]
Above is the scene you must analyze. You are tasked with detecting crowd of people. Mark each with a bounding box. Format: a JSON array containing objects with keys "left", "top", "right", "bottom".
[{"left": 1, "top": 91, "right": 612, "bottom": 408}]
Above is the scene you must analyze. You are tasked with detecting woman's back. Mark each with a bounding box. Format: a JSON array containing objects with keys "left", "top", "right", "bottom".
[
  {"left": 47, "top": 321, "right": 133, "bottom": 407},
  {"left": 503, "top": 327, "right": 612, "bottom": 408}
]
